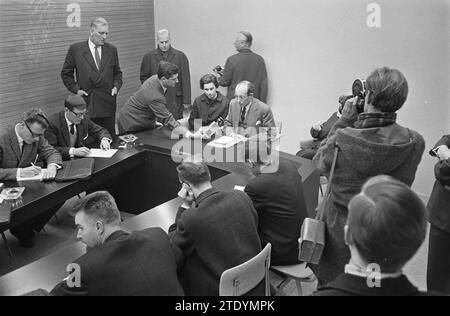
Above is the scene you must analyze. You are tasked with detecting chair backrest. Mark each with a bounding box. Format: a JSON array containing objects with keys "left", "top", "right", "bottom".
[{"left": 219, "top": 243, "right": 271, "bottom": 296}]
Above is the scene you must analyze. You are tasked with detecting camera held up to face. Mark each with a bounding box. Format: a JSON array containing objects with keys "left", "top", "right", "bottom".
[{"left": 338, "top": 79, "right": 367, "bottom": 114}]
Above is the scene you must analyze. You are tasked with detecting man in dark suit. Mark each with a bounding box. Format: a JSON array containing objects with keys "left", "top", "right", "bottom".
[
  {"left": 224, "top": 81, "right": 276, "bottom": 139},
  {"left": 61, "top": 17, "right": 122, "bottom": 139},
  {"left": 118, "top": 61, "right": 193, "bottom": 139},
  {"left": 314, "top": 176, "right": 439, "bottom": 296},
  {"left": 50, "top": 191, "right": 184, "bottom": 296},
  {"left": 214, "top": 31, "right": 268, "bottom": 103},
  {"left": 140, "top": 29, "right": 191, "bottom": 119},
  {"left": 0, "top": 109, "right": 62, "bottom": 247},
  {"left": 169, "top": 161, "right": 263, "bottom": 296},
  {"left": 244, "top": 142, "right": 308, "bottom": 265},
  {"left": 427, "top": 135, "right": 450, "bottom": 294},
  {"left": 45, "top": 95, "right": 112, "bottom": 160}
]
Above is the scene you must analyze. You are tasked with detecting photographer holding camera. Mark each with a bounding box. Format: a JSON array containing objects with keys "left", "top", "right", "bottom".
[{"left": 311, "top": 67, "right": 425, "bottom": 285}]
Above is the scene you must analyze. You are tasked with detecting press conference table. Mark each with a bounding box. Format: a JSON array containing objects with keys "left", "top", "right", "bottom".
[{"left": 0, "top": 127, "right": 319, "bottom": 296}]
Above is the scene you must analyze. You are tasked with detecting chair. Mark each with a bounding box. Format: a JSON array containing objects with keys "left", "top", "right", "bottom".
[
  {"left": 219, "top": 243, "right": 271, "bottom": 296},
  {"left": 270, "top": 262, "right": 316, "bottom": 296}
]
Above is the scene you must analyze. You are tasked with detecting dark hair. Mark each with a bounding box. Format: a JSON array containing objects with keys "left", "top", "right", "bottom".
[
  {"left": 157, "top": 61, "right": 179, "bottom": 80},
  {"left": 366, "top": 67, "right": 408, "bottom": 112},
  {"left": 176, "top": 161, "right": 211, "bottom": 187},
  {"left": 72, "top": 191, "right": 121, "bottom": 225},
  {"left": 237, "top": 81, "right": 255, "bottom": 96},
  {"left": 23, "top": 108, "right": 49, "bottom": 129},
  {"left": 239, "top": 31, "right": 253, "bottom": 47},
  {"left": 347, "top": 175, "right": 427, "bottom": 273},
  {"left": 64, "top": 95, "right": 87, "bottom": 111},
  {"left": 199, "top": 74, "right": 219, "bottom": 89}
]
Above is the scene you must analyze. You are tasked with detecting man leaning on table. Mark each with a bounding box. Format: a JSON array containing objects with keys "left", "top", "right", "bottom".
[
  {"left": 0, "top": 108, "right": 62, "bottom": 247},
  {"left": 45, "top": 95, "right": 112, "bottom": 160}
]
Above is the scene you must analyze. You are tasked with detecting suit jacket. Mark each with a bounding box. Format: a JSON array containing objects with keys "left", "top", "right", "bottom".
[
  {"left": 61, "top": 41, "right": 123, "bottom": 118},
  {"left": 117, "top": 75, "right": 183, "bottom": 134},
  {"left": 218, "top": 49, "right": 268, "bottom": 103},
  {"left": 428, "top": 135, "right": 450, "bottom": 233},
  {"left": 0, "top": 126, "right": 62, "bottom": 181},
  {"left": 313, "top": 273, "right": 441, "bottom": 296},
  {"left": 168, "top": 187, "right": 263, "bottom": 296},
  {"left": 245, "top": 159, "right": 308, "bottom": 265},
  {"left": 45, "top": 111, "right": 111, "bottom": 160},
  {"left": 140, "top": 46, "right": 191, "bottom": 107},
  {"left": 224, "top": 97, "right": 276, "bottom": 138},
  {"left": 50, "top": 228, "right": 184, "bottom": 296}
]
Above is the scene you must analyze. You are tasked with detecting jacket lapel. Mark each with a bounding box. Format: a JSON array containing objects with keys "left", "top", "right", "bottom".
[
  {"left": 81, "top": 41, "right": 99, "bottom": 72},
  {"left": 59, "top": 112, "right": 71, "bottom": 147},
  {"left": 77, "top": 118, "right": 88, "bottom": 147},
  {"left": 98, "top": 45, "right": 111, "bottom": 73},
  {"left": 8, "top": 127, "right": 22, "bottom": 161}
]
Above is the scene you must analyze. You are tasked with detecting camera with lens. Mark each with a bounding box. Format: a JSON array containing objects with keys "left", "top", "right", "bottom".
[
  {"left": 213, "top": 65, "right": 224, "bottom": 76},
  {"left": 338, "top": 79, "right": 367, "bottom": 114}
]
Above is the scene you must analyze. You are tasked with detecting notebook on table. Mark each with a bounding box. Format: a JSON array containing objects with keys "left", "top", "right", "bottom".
[{"left": 55, "top": 158, "right": 95, "bottom": 182}]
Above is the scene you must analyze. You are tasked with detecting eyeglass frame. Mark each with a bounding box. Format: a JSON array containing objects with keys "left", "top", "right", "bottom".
[
  {"left": 23, "top": 121, "right": 44, "bottom": 138},
  {"left": 69, "top": 108, "right": 88, "bottom": 118}
]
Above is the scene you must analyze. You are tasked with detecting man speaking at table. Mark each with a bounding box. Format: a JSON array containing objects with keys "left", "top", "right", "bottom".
[{"left": 0, "top": 109, "right": 62, "bottom": 248}]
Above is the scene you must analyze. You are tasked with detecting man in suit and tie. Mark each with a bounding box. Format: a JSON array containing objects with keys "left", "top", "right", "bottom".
[
  {"left": 140, "top": 29, "right": 191, "bottom": 119},
  {"left": 61, "top": 17, "right": 122, "bottom": 139},
  {"left": 427, "top": 134, "right": 450, "bottom": 294},
  {"left": 45, "top": 95, "right": 112, "bottom": 160},
  {"left": 50, "top": 191, "right": 184, "bottom": 296},
  {"left": 118, "top": 61, "right": 194, "bottom": 139},
  {"left": 224, "top": 81, "right": 276, "bottom": 139},
  {"left": 0, "top": 109, "right": 62, "bottom": 247},
  {"left": 169, "top": 160, "right": 263, "bottom": 296}
]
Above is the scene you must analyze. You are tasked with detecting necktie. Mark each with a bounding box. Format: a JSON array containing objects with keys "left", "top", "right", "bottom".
[
  {"left": 70, "top": 124, "right": 75, "bottom": 135},
  {"left": 240, "top": 106, "right": 247, "bottom": 123},
  {"left": 94, "top": 46, "right": 101, "bottom": 69}
]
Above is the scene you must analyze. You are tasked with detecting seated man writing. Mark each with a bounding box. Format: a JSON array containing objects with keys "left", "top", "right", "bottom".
[
  {"left": 50, "top": 191, "right": 184, "bottom": 296},
  {"left": 45, "top": 95, "right": 112, "bottom": 160},
  {"left": 0, "top": 109, "right": 62, "bottom": 247}
]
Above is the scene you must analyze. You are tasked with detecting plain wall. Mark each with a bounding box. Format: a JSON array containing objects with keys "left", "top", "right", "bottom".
[{"left": 154, "top": 0, "right": 449, "bottom": 199}]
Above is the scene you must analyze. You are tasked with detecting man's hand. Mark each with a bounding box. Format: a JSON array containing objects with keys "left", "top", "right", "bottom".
[
  {"left": 437, "top": 145, "right": 450, "bottom": 161},
  {"left": 341, "top": 96, "right": 359, "bottom": 122},
  {"left": 178, "top": 185, "right": 195, "bottom": 207},
  {"left": 111, "top": 87, "right": 118, "bottom": 96},
  {"left": 73, "top": 147, "right": 91, "bottom": 157},
  {"left": 100, "top": 139, "right": 111, "bottom": 151},
  {"left": 43, "top": 164, "right": 57, "bottom": 180},
  {"left": 312, "top": 122, "right": 322, "bottom": 132},
  {"left": 20, "top": 166, "right": 41, "bottom": 178},
  {"left": 77, "top": 90, "right": 88, "bottom": 97}
]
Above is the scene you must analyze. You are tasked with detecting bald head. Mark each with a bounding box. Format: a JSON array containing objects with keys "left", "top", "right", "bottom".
[
  {"left": 234, "top": 31, "right": 252, "bottom": 51},
  {"left": 157, "top": 29, "right": 171, "bottom": 52}
]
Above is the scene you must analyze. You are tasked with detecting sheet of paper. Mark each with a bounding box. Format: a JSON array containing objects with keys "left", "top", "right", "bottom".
[
  {"left": 17, "top": 169, "right": 46, "bottom": 181},
  {"left": 207, "top": 135, "right": 247, "bottom": 149},
  {"left": 87, "top": 149, "right": 118, "bottom": 158},
  {"left": 234, "top": 185, "right": 245, "bottom": 192}
]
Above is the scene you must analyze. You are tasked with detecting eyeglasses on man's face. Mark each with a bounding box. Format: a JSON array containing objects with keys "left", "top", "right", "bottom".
[{"left": 70, "top": 109, "right": 88, "bottom": 118}]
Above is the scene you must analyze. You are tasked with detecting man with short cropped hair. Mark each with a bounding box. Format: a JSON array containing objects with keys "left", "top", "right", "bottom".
[
  {"left": 50, "top": 191, "right": 184, "bottom": 296},
  {"left": 314, "top": 176, "right": 440, "bottom": 296},
  {"left": 0, "top": 108, "right": 62, "bottom": 247},
  {"left": 61, "top": 17, "right": 123, "bottom": 138},
  {"left": 215, "top": 31, "right": 268, "bottom": 103},
  {"left": 140, "top": 29, "right": 191, "bottom": 119},
  {"left": 169, "top": 160, "right": 263, "bottom": 296},
  {"left": 45, "top": 95, "right": 112, "bottom": 160}
]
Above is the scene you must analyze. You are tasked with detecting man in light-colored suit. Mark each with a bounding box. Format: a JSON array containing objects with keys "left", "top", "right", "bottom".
[
  {"left": 118, "top": 61, "right": 193, "bottom": 139},
  {"left": 0, "top": 109, "right": 62, "bottom": 247},
  {"left": 224, "top": 81, "right": 276, "bottom": 139}
]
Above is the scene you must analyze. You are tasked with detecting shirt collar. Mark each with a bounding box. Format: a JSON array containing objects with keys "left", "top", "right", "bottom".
[
  {"left": 201, "top": 92, "right": 223, "bottom": 103},
  {"left": 64, "top": 112, "right": 75, "bottom": 127},
  {"left": 14, "top": 124, "right": 24, "bottom": 144},
  {"left": 159, "top": 80, "right": 167, "bottom": 94},
  {"left": 344, "top": 260, "right": 403, "bottom": 280}
]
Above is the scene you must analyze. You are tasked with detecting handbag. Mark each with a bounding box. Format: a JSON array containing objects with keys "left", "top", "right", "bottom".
[{"left": 298, "top": 146, "right": 339, "bottom": 264}]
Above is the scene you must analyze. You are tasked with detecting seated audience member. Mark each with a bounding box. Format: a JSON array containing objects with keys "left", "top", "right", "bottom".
[
  {"left": 118, "top": 61, "right": 194, "bottom": 138},
  {"left": 224, "top": 81, "right": 276, "bottom": 139},
  {"left": 296, "top": 110, "right": 340, "bottom": 160},
  {"left": 51, "top": 191, "right": 184, "bottom": 296},
  {"left": 314, "top": 176, "right": 440, "bottom": 296},
  {"left": 0, "top": 109, "right": 62, "bottom": 248},
  {"left": 244, "top": 140, "right": 308, "bottom": 265},
  {"left": 45, "top": 95, "right": 112, "bottom": 160},
  {"left": 427, "top": 134, "right": 450, "bottom": 294},
  {"left": 188, "top": 74, "right": 230, "bottom": 130},
  {"left": 169, "top": 160, "right": 263, "bottom": 296},
  {"left": 311, "top": 67, "right": 425, "bottom": 285}
]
